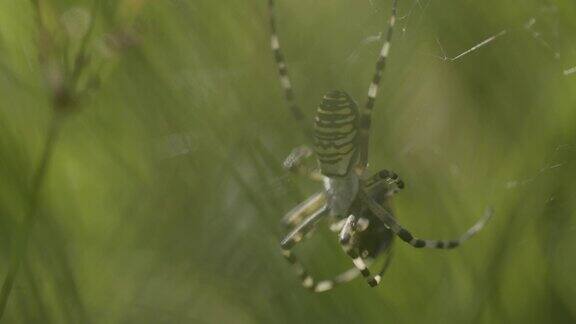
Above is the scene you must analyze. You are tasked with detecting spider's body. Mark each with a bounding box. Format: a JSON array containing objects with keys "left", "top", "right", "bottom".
[
  {"left": 314, "top": 90, "right": 359, "bottom": 178},
  {"left": 322, "top": 174, "right": 359, "bottom": 218},
  {"left": 268, "top": 0, "right": 493, "bottom": 292},
  {"left": 315, "top": 90, "right": 361, "bottom": 217},
  {"left": 280, "top": 167, "right": 400, "bottom": 290}
]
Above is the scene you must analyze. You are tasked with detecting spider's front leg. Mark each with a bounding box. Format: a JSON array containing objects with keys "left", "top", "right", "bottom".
[{"left": 283, "top": 145, "right": 323, "bottom": 182}]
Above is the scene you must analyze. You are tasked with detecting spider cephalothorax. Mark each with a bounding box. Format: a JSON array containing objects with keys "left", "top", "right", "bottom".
[{"left": 268, "top": 0, "right": 493, "bottom": 292}]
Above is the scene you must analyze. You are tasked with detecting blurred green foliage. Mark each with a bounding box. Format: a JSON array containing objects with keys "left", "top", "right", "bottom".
[{"left": 0, "top": 0, "right": 575, "bottom": 323}]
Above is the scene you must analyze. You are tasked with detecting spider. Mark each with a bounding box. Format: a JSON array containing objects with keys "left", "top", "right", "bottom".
[{"left": 268, "top": 0, "right": 493, "bottom": 292}]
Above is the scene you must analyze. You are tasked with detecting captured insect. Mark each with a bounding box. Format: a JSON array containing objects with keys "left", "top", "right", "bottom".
[{"left": 267, "top": 0, "right": 493, "bottom": 292}]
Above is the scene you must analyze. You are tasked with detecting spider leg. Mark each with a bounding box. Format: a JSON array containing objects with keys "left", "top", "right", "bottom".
[
  {"left": 282, "top": 191, "right": 326, "bottom": 228},
  {"left": 338, "top": 215, "right": 384, "bottom": 287},
  {"left": 283, "top": 145, "right": 324, "bottom": 181},
  {"left": 268, "top": 0, "right": 311, "bottom": 137},
  {"left": 282, "top": 249, "right": 367, "bottom": 292},
  {"left": 329, "top": 217, "right": 347, "bottom": 232},
  {"left": 357, "top": 0, "right": 399, "bottom": 173},
  {"left": 281, "top": 206, "right": 364, "bottom": 292},
  {"left": 281, "top": 205, "right": 327, "bottom": 250},
  {"left": 315, "top": 259, "right": 379, "bottom": 292},
  {"left": 376, "top": 239, "right": 395, "bottom": 277},
  {"left": 360, "top": 189, "right": 494, "bottom": 249},
  {"left": 364, "top": 169, "right": 405, "bottom": 196}
]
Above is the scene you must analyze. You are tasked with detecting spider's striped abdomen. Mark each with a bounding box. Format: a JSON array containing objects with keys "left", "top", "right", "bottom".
[{"left": 314, "top": 90, "right": 359, "bottom": 177}]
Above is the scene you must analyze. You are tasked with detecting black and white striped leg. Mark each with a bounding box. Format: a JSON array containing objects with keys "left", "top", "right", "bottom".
[
  {"left": 282, "top": 249, "right": 364, "bottom": 292},
  {"left": 358, "top": 0, "right": 399, "bottom": 172},
  {"left": 360, "top": 189, "right": 494, "bottom": 249},
  {"left": 281, "top": 206, "right": 362, "bottom": 292},
  {"left": 268, "top": 0, "right": 311, "bottom": 137},
  {"left": 364, "top": 169, "right": 405, "bottom": 195},
  {"left": 280, "top": 207, "right": 325, "bottom": 290},
  {"left": 338, "top": 215, "right": 383, "bottom": 287},
  {"left": 282, "top": 145, "right": 324, "bottom": 182},
  {"left": 378, "top": 169, "right": 405, "bottom": 191},
  {"left": 281, "top": 204, "right": 327, "bottom": 250}
]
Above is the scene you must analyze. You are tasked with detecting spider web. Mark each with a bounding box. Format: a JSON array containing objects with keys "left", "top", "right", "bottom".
[{"left": 346, "top": 0, "right": 572, "bottom": 72}]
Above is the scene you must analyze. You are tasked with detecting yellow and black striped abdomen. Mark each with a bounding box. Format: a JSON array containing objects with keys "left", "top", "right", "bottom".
[{"left": 314, "top": 90, "right": 359, "bottom": 177}]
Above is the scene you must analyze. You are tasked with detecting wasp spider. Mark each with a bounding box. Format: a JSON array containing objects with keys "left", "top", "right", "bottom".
[{"left": 268, "top": 0, "right": 493, "bottom": 292}]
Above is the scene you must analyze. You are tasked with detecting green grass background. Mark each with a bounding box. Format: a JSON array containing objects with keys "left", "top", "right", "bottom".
[{"left": 0, "top": 0, "right": 575, "bottom": 323}]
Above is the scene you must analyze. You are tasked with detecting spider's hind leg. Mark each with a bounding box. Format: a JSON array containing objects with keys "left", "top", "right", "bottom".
[{"left": 268, "top": 0, "right": 311, "bottom": 136}]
